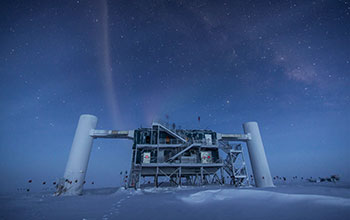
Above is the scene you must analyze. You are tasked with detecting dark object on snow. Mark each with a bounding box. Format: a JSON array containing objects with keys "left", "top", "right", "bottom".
[
  {"left": 307, "top": 178, "right": 317, "bottom": 183},
  {"left": 307, "top": 175, "right": 340, "bottom": 183},
  {"left": 331, "top": 175, "right": 340, "bottom": 181}
]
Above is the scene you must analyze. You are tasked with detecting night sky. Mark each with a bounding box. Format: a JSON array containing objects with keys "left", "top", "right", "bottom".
[{"left": 1, "top": 0, "right": 349, "bottom": 192}]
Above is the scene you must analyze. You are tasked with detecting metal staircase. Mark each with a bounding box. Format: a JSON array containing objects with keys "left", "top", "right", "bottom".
[
  {"left": 152, "top": 121, "right": 187, "bottom": 143},
  {"left": 167, "top": 143, "right": 200, "bottom": 162},
  {"left": 220, "top": 142, "right": 250, "bottom": 186},
  {"left": 128, "top": 164, "right": 141, "bottom": 188}
]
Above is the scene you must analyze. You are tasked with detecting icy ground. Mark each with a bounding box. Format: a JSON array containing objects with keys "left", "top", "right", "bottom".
[{"left": 1, "top": 183, "right": 350, "bottom": 220}]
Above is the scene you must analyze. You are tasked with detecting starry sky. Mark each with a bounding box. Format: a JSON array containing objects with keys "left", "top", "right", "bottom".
[{"left": 0, "top": 0, "right": 349, "bottom": 192}]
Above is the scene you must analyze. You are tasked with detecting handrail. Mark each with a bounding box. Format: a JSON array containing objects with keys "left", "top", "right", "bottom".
[
  {"left": 152, "top": 122, "right": 187, "bottom": 143},
  {"left": 167, "top": 143, "right": 200, "bottom": 162}
]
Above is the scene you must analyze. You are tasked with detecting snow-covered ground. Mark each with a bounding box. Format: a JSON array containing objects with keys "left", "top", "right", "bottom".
[{"left": 1, "top": 183, "right": 350, "bottom": 220}]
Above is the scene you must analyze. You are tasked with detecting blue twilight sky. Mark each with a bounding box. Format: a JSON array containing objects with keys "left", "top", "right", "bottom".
[{"left": 0, "top": 0, "right": 349, "bottom": 192}]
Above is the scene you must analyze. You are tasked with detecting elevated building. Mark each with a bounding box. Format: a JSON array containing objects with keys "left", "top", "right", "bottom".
[
  {"left": 58, "top": 114, "right": 274, "bottom": 196},
  {"left": 128, "top": 122, "right": 249, "bottom": 188}
]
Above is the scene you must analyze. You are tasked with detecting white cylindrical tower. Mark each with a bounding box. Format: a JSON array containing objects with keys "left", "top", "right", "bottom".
[
  {"left": 243, "top": 122, "right": 274, "bottom": 187},
  {"left": 62, "top": 114, "right": 98, "bottom": 195}
]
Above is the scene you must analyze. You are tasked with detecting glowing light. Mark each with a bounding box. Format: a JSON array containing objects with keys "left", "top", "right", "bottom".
[{"left": 100, "top": 0, "right": 121, "bottom": 126}]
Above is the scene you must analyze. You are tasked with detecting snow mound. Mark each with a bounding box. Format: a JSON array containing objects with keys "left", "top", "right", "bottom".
[{"left": 181, "top": 188, "right": 350, "bottom": 207}]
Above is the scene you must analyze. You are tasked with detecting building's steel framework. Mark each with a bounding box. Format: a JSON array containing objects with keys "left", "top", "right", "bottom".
[{"left": 127, "top": 122, "right": 249, "bottom": 188}]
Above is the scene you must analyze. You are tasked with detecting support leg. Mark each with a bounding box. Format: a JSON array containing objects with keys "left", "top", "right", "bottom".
[
  {"left": 243, "top": 122, "right": 274, "bottom": 187},
  {"left": 62, "top": 114, "right": 98, "bottom": 195}
]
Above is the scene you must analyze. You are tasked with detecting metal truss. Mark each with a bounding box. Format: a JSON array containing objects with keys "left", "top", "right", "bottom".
[
  {"left": 129, "top": 165, "right": 224, "bottom": 188},
  {"left": 220, "top": 142, "right": 250, "bottom": 186}
]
